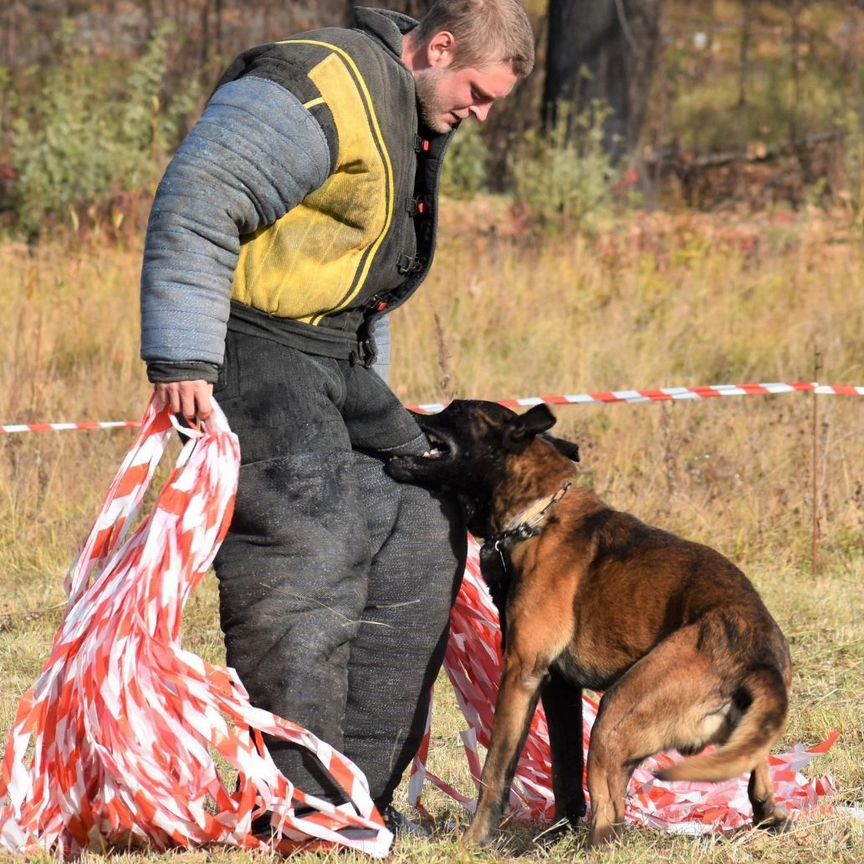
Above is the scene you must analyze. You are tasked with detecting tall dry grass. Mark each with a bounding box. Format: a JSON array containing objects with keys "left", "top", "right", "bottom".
[
  {"left": 396, "top": 202, "right": 864, "bottom": 558},
  {"left": 0, "top": 204, "right": 863, "bottom": 862}
]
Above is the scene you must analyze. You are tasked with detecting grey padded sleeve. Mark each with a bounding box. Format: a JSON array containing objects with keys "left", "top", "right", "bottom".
[{"left": 140, "top": 76, "right": 332, "bottom": 371}]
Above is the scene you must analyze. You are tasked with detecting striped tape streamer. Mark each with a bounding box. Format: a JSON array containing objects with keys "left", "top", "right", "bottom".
[
  {"left": 0, "top": 421, "right": 140, "bottom": 434},
  {"left": 408, "top": 536, "right": 839, "bottom": 833},
  {"left": 0, "top": 398, "right": 392, "bottom": 857},
  {"left": 412, "top": 382, "right": 864, "bottom": 414},
  {"left": 5, "top": 382, "right": 861, "bottom": 433}
]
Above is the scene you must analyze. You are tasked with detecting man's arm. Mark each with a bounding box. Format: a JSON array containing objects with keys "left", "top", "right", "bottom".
[{"left": 140, "top": 74, "right": 333, "bottom": 419}]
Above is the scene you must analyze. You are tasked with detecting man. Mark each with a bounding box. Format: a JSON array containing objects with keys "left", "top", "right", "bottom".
[{"left": 139, "top": 0, "right": 534, "bottom": 831}]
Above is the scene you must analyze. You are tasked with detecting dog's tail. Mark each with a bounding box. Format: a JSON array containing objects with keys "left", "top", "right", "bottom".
[{"left": 655, "top": 665, "right": 788, "bottom": 783}]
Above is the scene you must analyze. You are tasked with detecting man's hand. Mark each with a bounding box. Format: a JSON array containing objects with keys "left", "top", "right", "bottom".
[{"left": 154, "top": 380, "right": 214, "bottom": 423}]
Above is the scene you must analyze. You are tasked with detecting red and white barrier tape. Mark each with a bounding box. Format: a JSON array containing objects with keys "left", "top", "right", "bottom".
[
  {"left": 2, "top": 382, "right": 863, "bottom": 434},
  {"left": 0, "top": 398, "right": 391, "bottom": 858},
  {"left": 408, "top": 536, "right": 839, "bottom": 833},
  {"left": 0, "top": 421, "right": 140, "bottom": 434},
  {"left": 411, "top": 382, "right": 864, "bottom": 414}
]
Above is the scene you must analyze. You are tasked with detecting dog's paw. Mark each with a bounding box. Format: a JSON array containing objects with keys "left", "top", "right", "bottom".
[
  {"left": 462, "top": 820, "right": 495, "bottom": 848},
  {"left": 755, "top": 810, "right": 789, "bottom": 834},
  {"left": 587, "top": 821, "right": 624, "bottom": 849}
]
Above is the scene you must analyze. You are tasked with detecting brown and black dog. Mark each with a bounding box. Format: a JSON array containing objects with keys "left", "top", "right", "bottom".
[{"left": 386, "top": 400, "right": 792, "bottom": 847}]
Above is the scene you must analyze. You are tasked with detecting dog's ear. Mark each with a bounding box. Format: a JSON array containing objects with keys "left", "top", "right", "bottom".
[
  {"left": 543, "top": 434, "right": 580, "bottom": 463},
  {"left": 503, "top": 404, "right": 557, "bottom": 453}
]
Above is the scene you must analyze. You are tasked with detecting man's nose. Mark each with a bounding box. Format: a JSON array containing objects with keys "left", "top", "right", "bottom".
[{"left": 470, "top": 103, "right": 492, "bottom": 123}]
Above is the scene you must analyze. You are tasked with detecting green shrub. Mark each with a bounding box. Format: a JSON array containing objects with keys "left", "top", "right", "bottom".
[
  {"left": 441, "top": 121, "right": 490, "bottom": 199},
  {"left": 11, "top": 22, "right": 199, "bottom": 236},
  {"left": 510, "top": 100, "right": 616, "bottom": 233}
]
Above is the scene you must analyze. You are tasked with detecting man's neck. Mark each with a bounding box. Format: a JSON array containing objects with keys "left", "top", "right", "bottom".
[{"left": 401, "top": 33, "right": 421, "bottom": 74}]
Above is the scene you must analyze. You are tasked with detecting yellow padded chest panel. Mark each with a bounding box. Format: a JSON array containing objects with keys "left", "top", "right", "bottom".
[{"left": 231, "top": 40, "right": 395, "bottom": 324}]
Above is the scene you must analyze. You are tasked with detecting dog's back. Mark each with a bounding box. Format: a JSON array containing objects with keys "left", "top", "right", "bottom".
[{"left": 554, "top": 497, "right": 790, "bottom": 675}]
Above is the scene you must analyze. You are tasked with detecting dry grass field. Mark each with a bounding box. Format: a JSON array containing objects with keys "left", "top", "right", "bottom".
[{"left": 1, "top": 201, "right": 863, "bottom": 862}]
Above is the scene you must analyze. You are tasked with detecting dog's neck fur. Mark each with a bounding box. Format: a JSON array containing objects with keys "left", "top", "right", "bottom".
[{"left": 489, "top": 439, "right": 581, "bottom": 535}]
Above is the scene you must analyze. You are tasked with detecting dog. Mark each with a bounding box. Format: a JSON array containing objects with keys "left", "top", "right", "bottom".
[{"left": 386, "top": 400, "right": 792, "bottom": 847}]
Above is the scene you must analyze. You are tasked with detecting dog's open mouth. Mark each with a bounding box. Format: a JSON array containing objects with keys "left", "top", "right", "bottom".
[
  {"left": 421, "top": 429, "right": 453, "bottom": 460},
  {"left": 384, "top": 424, "right": 460, "bottom": 484}
]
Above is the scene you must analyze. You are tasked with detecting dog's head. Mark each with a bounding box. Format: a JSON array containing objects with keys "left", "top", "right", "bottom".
[{"left": 385, "top": 400, "right": 579, "bottom": 497}]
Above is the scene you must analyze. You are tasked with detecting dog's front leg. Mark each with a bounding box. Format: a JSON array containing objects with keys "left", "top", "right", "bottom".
[
  {"left": 464, "top": 652, "right": 548, "bottom": 846},
  {"left": 541, "top": 669, "right": 586, "bottom": 829}
]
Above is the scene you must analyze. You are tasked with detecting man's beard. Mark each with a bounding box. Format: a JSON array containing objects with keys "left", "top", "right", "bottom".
[{"left": 414, "top": 67, "right": 453, "bottom": 134}]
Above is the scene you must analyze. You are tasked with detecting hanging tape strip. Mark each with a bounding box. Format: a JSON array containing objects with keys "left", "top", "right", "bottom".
[{"left": 0, "top": 397, "right": 392, "bottom": 857}]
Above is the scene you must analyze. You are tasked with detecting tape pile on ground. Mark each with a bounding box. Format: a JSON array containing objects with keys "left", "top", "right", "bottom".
[
  {"left": 0, "top": 399, "right": 392, "bottom": 857},
  {"left": 409, "top": 535, "right": 839, "bottom": 833}
]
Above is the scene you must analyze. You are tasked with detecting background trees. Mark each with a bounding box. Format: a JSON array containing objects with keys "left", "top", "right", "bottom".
[{"left": 1, "top": 1, "right": 863, "bottom": 234}]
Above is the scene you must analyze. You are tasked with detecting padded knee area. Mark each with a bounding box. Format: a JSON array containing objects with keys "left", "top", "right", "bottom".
[
  {"left": 214, "top": 452, "right": 372, "bottom": 796},
  {"left": 343, "top": 453, "right": 467, "bottom": 804}
]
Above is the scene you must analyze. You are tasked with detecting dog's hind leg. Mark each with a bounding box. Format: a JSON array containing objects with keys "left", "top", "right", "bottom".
[
  {"left": 541, "top": 670, "right": 586, "bottom": 829},
  {"left": 748, "top": 758, "right": 788, "bottom": 831},
  {"left": 586, "top": 626, "right": 721, "bottom": 847},
  {"left": 586, "top": 728, "right": 631, "bottom": 847}
]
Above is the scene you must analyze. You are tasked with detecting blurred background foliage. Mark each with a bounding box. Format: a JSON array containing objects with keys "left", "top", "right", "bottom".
[{"left": 0, "top": 0, "right": 863, "bottom": 237}]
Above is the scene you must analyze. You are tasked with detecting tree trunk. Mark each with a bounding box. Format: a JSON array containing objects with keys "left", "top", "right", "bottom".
[
  {"left": 543, "top": 0, "right": 661, "bottom": 161},
  {"left": 738, "top": 0, "right": 753, "bottom": 107},
  {"left": 200, "top": 0, "right": 210, "bottom": 69}
]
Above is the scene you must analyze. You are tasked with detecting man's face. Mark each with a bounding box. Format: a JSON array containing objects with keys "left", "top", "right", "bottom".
[{"left": 414, "top": 61, "right": 519, "bottom": 134}]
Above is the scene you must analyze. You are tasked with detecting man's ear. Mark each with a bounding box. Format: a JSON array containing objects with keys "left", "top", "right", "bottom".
[
  {"left": 427, "top": 29, "right": 456, "bottom": 69},
  {"left": 502, "top": 404, "right": 556, "bottom": 453}
]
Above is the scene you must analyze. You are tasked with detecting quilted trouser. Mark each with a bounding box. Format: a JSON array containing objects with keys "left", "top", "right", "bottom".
[{"left": 212, "top": 327, "right": 465, "bottom": 806}]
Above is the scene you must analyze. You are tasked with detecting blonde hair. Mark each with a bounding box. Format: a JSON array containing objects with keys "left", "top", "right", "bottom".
[{"left": 413, "top": 0, "right": 535, "bottom": 77}]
